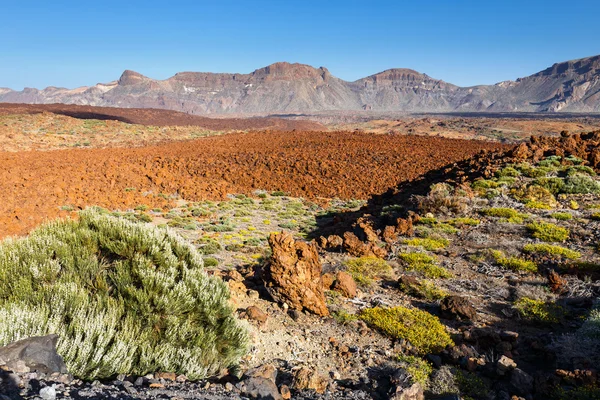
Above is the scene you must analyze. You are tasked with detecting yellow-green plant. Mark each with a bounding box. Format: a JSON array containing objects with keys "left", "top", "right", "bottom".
[
  {"left": 405, "top": 237, "right": 449, "bottom": 251},
  {"left": 345, "top": 256, "right": 393, "bottom": 286},
  {"left": 481, "top": 208, "right": 528, "bottom": 223},
  {"left": 527, "top": 221, "right": 570, "bottom": 242},
  {"left": 514, "top": 297, "right": 563, "bottom": 323},
  {"left": 490, "top": 250, "right": 537, "bottom": 273},
  {"left": 523, "top": 243, "right": 581, "bottom": 260},
  {"left": 360, "top": 306, "right": 453, "bottom": 354},
  {"left": 398, "top": 355, "right": 433, "bottom": 386},
  {"left": 398, "top": 252, "right": 451, "bottom": 278},
  {"left": 0, "top": 208, "right": 248, "bottom": 380}
]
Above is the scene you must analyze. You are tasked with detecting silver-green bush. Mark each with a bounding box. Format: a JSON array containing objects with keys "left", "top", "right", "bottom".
[{"left": 0, "top": 208, "right": 248, "bottom": 380}]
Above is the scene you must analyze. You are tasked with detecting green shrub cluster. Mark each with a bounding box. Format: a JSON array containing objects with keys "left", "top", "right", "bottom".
[
  {"left": 398, "top": 278, "right": 448, "bottom": 300},
  {"left": 398, "top": 252, "right": 451, "bottom": 278},
  {"left": 550, "top": 212, "right": 573, "bottom": 221},
  {"left": 360, "top": 306, "right": 453, "bottom": 354},
  {"left": 405, "top": 237, "right": 449, "bottom": 250},
  {"left": 490, "top": 250, "right": 537, "bottom": 273},
  {"left": 514, "top": 297, "right": 564, "bottom": 323},
  {"left": 0, "top": 209, "right": 249, "bottom": 380},
  {"left": 523, "top": 243, "right": 581, "bottom": 260},
  {"left": 345, "top": 256, "right": 393, "bottom": 286},
  {"left": 481, "top": 208, "right": 528, "bottom": 223},
  {"left": 527, "top": 221, "right": 570, "bottom": 242},
  {"left": 398, "top": 355, "right": 433, "bottom": 386}
]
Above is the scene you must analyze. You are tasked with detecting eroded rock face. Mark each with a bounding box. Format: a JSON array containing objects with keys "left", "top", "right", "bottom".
[
  {"left": 0, "top": 335, "right": 67, "bottom": 374},
  {"left": 264, "top": 233, "right": 329, "bottom": 316}
]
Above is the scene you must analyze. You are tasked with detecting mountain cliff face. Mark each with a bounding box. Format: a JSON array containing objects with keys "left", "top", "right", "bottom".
[{"left": 2, "top": 56, "right": 600, "bottom": 114}]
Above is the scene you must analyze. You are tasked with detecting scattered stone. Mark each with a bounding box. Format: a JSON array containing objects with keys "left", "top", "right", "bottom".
[
  {"left": 39, "top": 385, "right": 56, "bottom": 400},
  {"left": 497, "top": 355, "right": 517, "bottom": 376},
  {"left": 280, "top": 384, "right": 291, "bottom": 399},
  {"left": 440, "top": 296, "right": 477, "bottom": 321},
  {"left": 332, "top": 271, "right": 357, "bottom": 298},
  {"left": 390, "top": 369, "right": 424, "bottom": 400},
  {"left": 225, "top": 269, "right": 244, "bottom": 282},
  {"left": 246, "top": 306, "right": 268, "bottom": 324},
  {"left": 155, "top": 372, "right": 176, "bottom": 381},
  {"left": 509, "top": 368, "right": 533, "bottom": 396},
  {"left": 321, "top": 273, "right": 335, "bottom": 290},
  {"left": 0, "top": 335, "right": 67, "bottom": 374},
  {"left": 292, "top": 366, "right": 329, "bottom": 394},
  {"left": 264, "top": 233, "right": 329, "bottom": 316},
  {"left": 245, "top": 364, "right": 277, "bottom": 383},
  {"left": 247, "top": 289, "right": 260, "bottom": 300},
  {"left": 243, "top": 377, "right": 282, "bottom": 400},
  {"left": 149, "top": 382, "right": 165, "bottom": 389}
]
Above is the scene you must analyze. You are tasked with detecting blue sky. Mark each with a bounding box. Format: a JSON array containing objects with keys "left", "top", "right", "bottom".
[{"left": 2, "top": 0, "right": 599, "bottom": 90}]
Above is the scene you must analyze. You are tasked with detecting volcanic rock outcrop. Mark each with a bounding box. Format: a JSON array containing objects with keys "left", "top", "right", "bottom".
[{"left": 263, "top": 233, "right": 329, "bottom": 316}]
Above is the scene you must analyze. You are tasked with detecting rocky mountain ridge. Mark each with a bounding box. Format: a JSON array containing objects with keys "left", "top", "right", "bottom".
[{"left": 2, "top": 56, "right": 600, "bottom": 114}]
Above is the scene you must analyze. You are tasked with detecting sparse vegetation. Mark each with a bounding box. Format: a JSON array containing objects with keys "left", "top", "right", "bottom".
[
  {"left": 527, "top": 221, "right": 570, "bottom": 242},
  {"left": 490, "top": 250, "right": 537, "bottom": 273},
  {"left": 481, "top": 207, "right": 528, "bottom": 223},
  {"left": 398, "top": 252, "right": 451, "bottom": 278},
  {"left": 398, "top": 355, "right": 433, "bottom": 386},
  {"left": 523, "top": 243, "right": 581, "bottom": 260},
  {"left": 514, "top": 297, "right": 563, "bottom": 323},
  {"left": 359, "top": 306, "right": 454, "bottom": 354},
  {"left": 345, "top": 256, "right": 393, "bottom": 286},
  {"left": 405, "top": 237, "right": 449, "bottom": 250}
]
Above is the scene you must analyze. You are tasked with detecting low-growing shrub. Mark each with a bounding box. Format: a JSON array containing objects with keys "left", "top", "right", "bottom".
[
  {"left": 332, "top": 309, "right": 358, "bottom": 325},
  {"left": 512, "top": 185, "right": 557, "bottom": 208},
  {"left": 345, "top": 256, "right": 393, "bottom": 286},
  {"left": 490, "top": 250, "right": 537, "bottom": 273},
  {"left": 398, "top": 355, "right": 433, "bottom": 386},
  {"left": 525, "top": 200, "right": 553, "bottom": 210},
  {"left": 496, "top": 166, "right": 520, "bottom": 178},
  {"left": 203, "top": 257, "right": 219, "bottom": 267},
  {"left": 514, "top": 297, "right": 564, "bottom": 323},
  {"left": 0, "top": 209, "right": 249, "bottom": 380},
  {"left": 527, "top": 221, "right": 570, "bottom": 242},
  {"left": 534, "top": 177, "right": 565, "bottom": 195},
  {"left": 359, "top": 306, "right": 454, "bottom": 354},
  {"left": 550, "top": 212, "right": 573, "bottom": 221},
  {"left": 523, "top": 243, "right": 581, "bottom": 260},
  {"left": 562, "top": 174, "right": 600, "bottom": 194},
  {"left": 481, "top": 207, "right": 528, "bottom": 223},
  {"left": 398, "top": 252, "right": 451, "bottom": 278},
  {"left": 405, "top": 237, "right": 449, "bottom": 251},
  {"left": 399, "top": 279, "right": 448, "bottom": 300},
  {"left": 448, "top": 217, "right": 480, "bottom": 227}
]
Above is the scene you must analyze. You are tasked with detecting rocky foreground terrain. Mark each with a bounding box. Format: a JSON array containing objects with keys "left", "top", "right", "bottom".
[
  {"left": 0, "top": 110, "right": 599, "bottom": 400},
  {"left": 2, "top": 55, "right": 600, "bottom": 113}
]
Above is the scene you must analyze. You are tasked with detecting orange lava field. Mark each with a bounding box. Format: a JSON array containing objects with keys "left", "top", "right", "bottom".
[{"left": 1, "top": 130, "right": 505, "bottom": 238}]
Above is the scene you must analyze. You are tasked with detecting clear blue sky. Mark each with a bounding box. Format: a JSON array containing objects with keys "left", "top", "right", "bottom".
[{"left": 2, "top": 0, "right": 599, "bottom": 90}]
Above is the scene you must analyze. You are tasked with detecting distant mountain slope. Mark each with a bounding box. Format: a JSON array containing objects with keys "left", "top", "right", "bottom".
[{"left": 2, "top": 56, "right": 600, "bottom": 113}]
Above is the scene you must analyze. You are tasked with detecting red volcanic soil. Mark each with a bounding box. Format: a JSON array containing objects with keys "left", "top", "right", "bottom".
[
  {"left": 0, "top": 103, "right": 325, "bottom": 131},
  {"left": 0, "top": 131, "right": 506, "bottom": 238}
]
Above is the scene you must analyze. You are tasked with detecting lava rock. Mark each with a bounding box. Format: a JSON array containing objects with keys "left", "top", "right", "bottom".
[{"left": 0, "top": 335, "right": 67, "bottom": 374}]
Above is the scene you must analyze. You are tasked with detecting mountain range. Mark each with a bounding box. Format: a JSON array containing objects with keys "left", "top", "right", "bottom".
[{"left": 1, "top": 55, "right": 600, "bottom": 114}]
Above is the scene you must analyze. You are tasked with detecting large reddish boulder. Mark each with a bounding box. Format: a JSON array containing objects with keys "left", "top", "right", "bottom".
[{"left": 264, "top": 233, "right": 329, "bottom": 316}]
